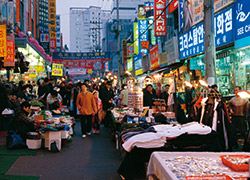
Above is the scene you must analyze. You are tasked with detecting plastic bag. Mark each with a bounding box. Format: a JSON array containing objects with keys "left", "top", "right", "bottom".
[{"left": 6, "top": 130, "right": 27, "bottom": 150}]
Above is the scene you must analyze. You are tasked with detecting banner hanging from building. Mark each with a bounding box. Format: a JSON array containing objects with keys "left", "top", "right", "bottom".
[
  {"left": 181, "top": 0, "right": 234, "bottom": 32},
  {"left": 149, "top": 44, "right": 160, "bottom": 70},
  {"left": 122, "top": 39, "right": 128, "bottom": 66},
  {"left": 0, "top": 24, "right": 7, "bottom": 57},
  {"left": 127, "top": 44, "right": 134, "bottom": 58},
  {"left": 53, "top": 52, "right": 110, "bottom": 61},
  {"left": 52, "top": 63, "right": 63, "bottom": 76},
  {"left": 179, "top": 0, "right": 184, "bottom": 32},
  {"left": 154, "top": 0, "right": 167, "bottom": 36},
  {"left": 4, "top": 35, "right": 15, "bottom": 67},
  {"left": 134, "top": 54, "right": 143, "bottom": 76},
  {"left": 134, "top": 22, "right": 139, "bottom": 55},
  {"left": 49, "top": 0, "right": 56, "bottom": 52},
  {"left": 138, "top": 19, "right": 148, "bottom": 55},
  {"left": 52, "top": 60, "right": 104, "bottom": 70}
]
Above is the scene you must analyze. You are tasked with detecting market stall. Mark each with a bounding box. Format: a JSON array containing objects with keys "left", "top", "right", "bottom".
[{"left": 147, "top": 151, "right": 250, "bottom": 180}]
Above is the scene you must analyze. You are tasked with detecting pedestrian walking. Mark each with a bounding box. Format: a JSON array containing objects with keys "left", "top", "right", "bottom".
[
  {"left": 76, "top": 83, "right": 97, "bottom": 138},
  {"left": 92, "top": 90, "right": 102, "bottom": 134}
]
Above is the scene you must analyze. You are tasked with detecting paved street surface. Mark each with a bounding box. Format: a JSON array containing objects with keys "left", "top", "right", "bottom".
[{"left": 6, "top": 121, "right": 122, "bottom": 180}]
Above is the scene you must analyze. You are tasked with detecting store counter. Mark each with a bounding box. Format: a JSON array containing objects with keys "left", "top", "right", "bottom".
[{"left": 147, "top": 152, "right": 250, "bottom": 180}]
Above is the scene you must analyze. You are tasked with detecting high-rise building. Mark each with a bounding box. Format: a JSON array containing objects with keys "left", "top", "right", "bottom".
[{"left": 70, "top": 6, "right": 110, "bottom": 52}]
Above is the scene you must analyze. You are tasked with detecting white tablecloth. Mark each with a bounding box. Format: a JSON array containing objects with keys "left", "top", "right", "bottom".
[{"left": 147, "top": 151, "right": 250, "bottom": 180}]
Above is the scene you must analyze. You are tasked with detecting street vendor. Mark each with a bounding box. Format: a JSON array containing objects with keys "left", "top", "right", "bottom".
[
  {"left": 46, "top": 90, "right": 63, "bottom": 110},
  {"left": 9, "top": 101, "right": 36, "bottom": 140}
]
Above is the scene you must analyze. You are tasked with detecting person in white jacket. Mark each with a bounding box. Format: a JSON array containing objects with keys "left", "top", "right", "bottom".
[{"left": 46, "top": 90, "right": 62, "bottom": 109}]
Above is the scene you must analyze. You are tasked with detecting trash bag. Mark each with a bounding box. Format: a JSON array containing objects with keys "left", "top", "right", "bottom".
[{"left": 6, "top": 130, "right": 27, "bottom": 150}]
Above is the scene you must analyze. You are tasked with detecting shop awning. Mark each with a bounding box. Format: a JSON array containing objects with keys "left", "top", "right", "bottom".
[
  {"left": 152, "top": 61, "right": 185, "bottom": 74},
  {"left": 27, "top": 41, "right": 46, "bottom": 61}
]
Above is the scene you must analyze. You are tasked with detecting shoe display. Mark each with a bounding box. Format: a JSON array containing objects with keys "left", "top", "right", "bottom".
[{"left": 82, "top": 134, "right": 86, "bottom": 138}]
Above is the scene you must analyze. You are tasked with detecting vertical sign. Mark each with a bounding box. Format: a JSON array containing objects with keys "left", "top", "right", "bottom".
[
  {"left": 179, "top": 0, "right": 184, "bottom": 32},
  {"left": 49, "top": 0, "right": 56, "bottom": 52},
  {"left": 127, "top": 44, "right": 134, "bottom": 58},
  {"left": 122, "top": 39, "right": 128, "bottom": 67},
  {"left": 134, "top": 22, "right": 139, "bottom": 55},
  {"left": 150, "top": 44, "right": 160, "bottom": 70},
  {"left": 169, "top": 0, "right": 179, "bottom": 14},
  {"left": 151, "top": 29, "right": 156, "bottom": 45},
  {"left": 127, "top": 58, "right": 133, "bottom": 72},
  {"left": 138, "top": 19, "right": 148, "bottom": 55},
  {"left": 4, "top": 36, "right": 15, "bottom": 67},
  {"left": 144, "top": 2, "right": 154, "bottom": 12},
  {"left": 193, "top": 0, "right": 204, "bottom": 26},
  {"left": 154, "top": 0, "right": 167, "bottom": 36},
  {"left": 138, "top": 5, "right": 146, "bottom": 19},
  {"left": 0, "top": 24, "right": 7, "bottom": 57},
  {"left": 134, "top": 54, "right": 143, "bottom": 76}
]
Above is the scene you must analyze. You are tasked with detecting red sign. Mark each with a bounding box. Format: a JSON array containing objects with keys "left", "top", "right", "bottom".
[
  {"left": 4, "top": 36, "right": 15, "bottom": 67},
  {"left": 52, "top": 59, "right": 104, "bottom": 70},
  {"left": 50, "top": 38, "right": 56, "bottom": 49},
  {"left": 141, "top": 41, "right": 149, "bottom": 49},
  {"left": 154, "top": 0, "right": 167, "bottom": 36},
  {"left": 127, "top": 44, "right": 134, "bottom": 57},
  {"left": 168, "top": 0, "right": 179, "bottom": 14},
  {"left": 149, "top": 44, "right": 159, "bottom": 70}
]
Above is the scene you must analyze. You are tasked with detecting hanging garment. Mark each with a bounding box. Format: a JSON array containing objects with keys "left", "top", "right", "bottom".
[
  {"left": 199, "top": 97, "right": 208, "bottom": 124},
  {"left": 212, "top": 99, "right": 219, "bottom": 131}
]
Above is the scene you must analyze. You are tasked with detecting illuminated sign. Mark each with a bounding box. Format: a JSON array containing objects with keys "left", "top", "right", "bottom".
[{"left": 138, "top": 19, "right": 148, "bottom": 55}]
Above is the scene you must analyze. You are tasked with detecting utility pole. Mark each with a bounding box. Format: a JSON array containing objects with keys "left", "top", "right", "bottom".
[
  {"left": 116, "top": 0, "right": 121, "bottom": 85},
  {"left": 204, "top": 0, "right": 217, "bottom": 86}
]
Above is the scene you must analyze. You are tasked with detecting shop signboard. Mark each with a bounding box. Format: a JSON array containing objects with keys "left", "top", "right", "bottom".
[
  {"left": 4, "top": 35, "right": 15, "bottom": 67},
  {"left": 37, "top": 72, "right": 47, "bottom": 77},
  {"left": 190, "top": 58, "right": 205, "bottom": 70},
  {"left": 127, "top": 44, "right": 134, "bottom": 58},
  {"left": 144, "top": 2, "right": 154, "bottom": 12},
  {"left": 134, "top": 54, "right": 143, "bottom": 76},
  {"left": 142, "top": 54, "right": 150, "bottom": 72},
  {"left": 179, "top": 5, "right": 234, "bottom": 59},
  {"left": 179, "top": 23, "right": 204, "bottom": 59},
  {"left": 168, "top": 0, "right": 179, "bottom": 14},
  {"left": 165, "top": 37, "right": 179, "bottom": 65},
  {"left": 52, "top": 59, "right": 104, "bottom": 70},
  {"left": 53, "top": 52, "right": 110, "bottom": 61},
  {"left": 235, "top": 0, "right": 250, "bottom": 49},
  {"left": 105, "top": 62, "right": 109, "bottom": 71},
  {"left": 33, "top": 65, "right": 45, "bottom": 72},
  {"left": 127, "top": 58, "right": 133, "bottom": 72},
  {"left": 214, "top": 5, "right": 234, "bottom": 48},
  {"left": 138, "top": 19, "right": 148, "bottom": 55},
  {"left": 151, "top": 29, "right": 157, "bottom": 45},
  {"left": 159, "top": 52, "right": 167, "bottom": 67},
  {"left": 49, "top": 0, "right": 56, "bottom": 52},
  {"left": 141, "top": 41, "right": 149, "bottom": 49},
  {"left": 154, "top": 0, "right": 167, "bottom": 36},
  {"left": 52, "top": 63, "right": 63, "bottom": 76},
  {"left": 134, "top": 22, "right": 139, "bottom": 55},
  {"left": 0, "top": 24, "right": 7, "bottom": 57},
  {"left": 138, "top": 5, "right": 146, "bottom": 19},
  {"left": 150, "top": 44, "right": 160, "bottom": 70}
]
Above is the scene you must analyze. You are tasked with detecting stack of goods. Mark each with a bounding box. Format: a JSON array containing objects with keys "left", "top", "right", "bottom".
[{"left": 128, "top": 83, "right": 143, "bottom": 110}]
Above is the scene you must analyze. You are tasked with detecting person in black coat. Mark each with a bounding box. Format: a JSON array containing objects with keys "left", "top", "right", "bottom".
[
  {"left": 160, "top": 84, "right": 170, "bottom": 106},
  {"left": 99, "top": 81, "right": 114, "bottom": 111},
  {"left": 143, "top": 84, "right": 156, "bottom": 108},
  {"left": 9, "top": 101, "right": 36, "bottom": 140}
]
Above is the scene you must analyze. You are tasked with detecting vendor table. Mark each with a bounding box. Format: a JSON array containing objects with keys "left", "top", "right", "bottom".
[{"left": 147, "top": 152, "right": 250, "bottom": 180}]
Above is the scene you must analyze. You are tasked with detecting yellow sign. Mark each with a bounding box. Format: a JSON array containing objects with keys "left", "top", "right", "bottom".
[
  {"left": 87, "top": 69, "right": 92, "bottom": 74},
  {"left": 52, "top": 63, "right": 63, "bottom": 76},
  {"left": 29, "top": 74, "right": 37, "bottom": 78},
  {"left": 0, "top": 24, "right": 7, "bottom": 57},
  {"left": 135, "top": 69, "right": 143, "bottom": 76},
  {"left": 34, "top": 65, "right": 45, "bottom": 72}
]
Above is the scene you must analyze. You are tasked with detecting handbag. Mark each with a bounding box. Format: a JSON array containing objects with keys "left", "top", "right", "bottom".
[
  {"left": 97, "top": 109, "right": 106, "bottom": 124},
  {"left": 6, "top": 130, "right": 27, "bottom": 150}
]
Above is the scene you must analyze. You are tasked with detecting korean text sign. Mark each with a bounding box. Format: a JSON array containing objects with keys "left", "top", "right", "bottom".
[
  {"left": 53, "top": 52, "right": 110, "bottom": 61},
  {"left": 49, "top": 0, "right": 56, "bottom": 50},
  {"left": 179, "top": 5, "right": 234, "bottom": 59},
  {"left": 154, "top": 0, "right": 167, "bottom": 36},
  {"left": 138, "top": 19, "right": 148, "bottom": 55},
  {"left": 52, "top": 60, "right": 104, "bottom": 70},
  {"left": 134, "top": 54, "right": 143, "bottom": 76},
  {"left": 127, "top": 58, "right": 133, "bottom": 72},
  {"left": 150, "top": 44, "right": 160, "bottom": 70},
  {"left": 52, "top": 63, "right": 63, "bottom": 76},
  {"left": 235, "top": 0, "right": 250, "bottom": 41},
  {"left": 0, "top": 24, "right": 7, "bottom": 57},
  {"left": 134, "top": 22, "right": 139, "bottom": 55},
  {"left": 4, "top": 36, "right": 15, "bottom": 67},
  {"left": 144, "top": 2, "right": 154, "bottom": 12}
]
